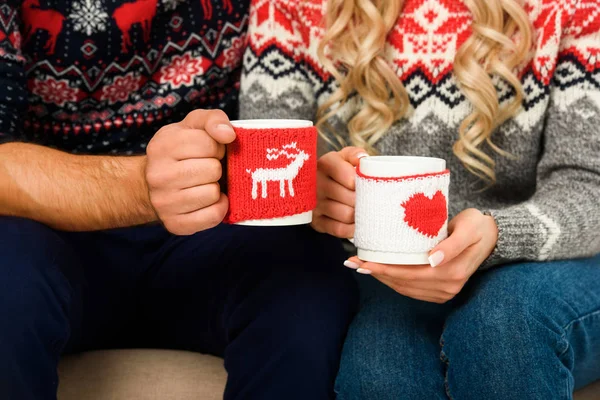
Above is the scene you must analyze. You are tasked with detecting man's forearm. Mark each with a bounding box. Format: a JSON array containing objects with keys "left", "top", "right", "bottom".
[{"left": 0, "top": 143, "right": 157, "bottom": 231}]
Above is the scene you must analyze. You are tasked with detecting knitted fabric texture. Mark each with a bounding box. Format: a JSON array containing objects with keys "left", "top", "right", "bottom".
[
  {"left": 224, "top": 126, "right": 317, "bottom": 223},
  {"left": 0, "top": 0, "right": 249, "bottom": 154},
  {"left": 355, "top": 167, "right": 450, "bottom": 254},
  {"left": 239, "top": 0, "right": 600, "bottom": 267}
]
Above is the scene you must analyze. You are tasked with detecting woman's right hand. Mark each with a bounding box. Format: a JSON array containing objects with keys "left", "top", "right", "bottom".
[{"left": 311, "top": 147, "right": 368, "bottom": 238}]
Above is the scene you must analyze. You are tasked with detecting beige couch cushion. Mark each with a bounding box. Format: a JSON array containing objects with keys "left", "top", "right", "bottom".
[
  {"left": 58, "top": 350, "right": 226, "bottom": 400},
  {"left": 577, "top": 381, "right": 600, "bottom": 400},
  {"left": 58, "top": 349, "right": 599, "bottom": 399}
]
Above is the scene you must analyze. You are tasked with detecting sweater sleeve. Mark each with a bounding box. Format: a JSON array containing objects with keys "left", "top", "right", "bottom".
[
  {"left": 238, "top": 0, "right": 318, "bottom": 121},
  {"left": 482, "top": 1, "right": 600, "bottom": 267},
  {"left": 0, "top": 1, "right": 29, "bottom": 145}
]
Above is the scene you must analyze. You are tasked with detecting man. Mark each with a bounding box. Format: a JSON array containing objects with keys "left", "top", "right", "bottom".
[{"left": 0, "top": 1, "right": 357, "bottom": 398}]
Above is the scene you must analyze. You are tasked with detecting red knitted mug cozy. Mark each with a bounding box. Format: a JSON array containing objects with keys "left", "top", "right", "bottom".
[{"left": 224, "top": 126, "right": 317, "bottom": 224}]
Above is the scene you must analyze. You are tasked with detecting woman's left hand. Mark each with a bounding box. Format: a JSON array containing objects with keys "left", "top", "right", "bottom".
[{"left": 345, "top": 208, "right": 499, "bottom": 304}]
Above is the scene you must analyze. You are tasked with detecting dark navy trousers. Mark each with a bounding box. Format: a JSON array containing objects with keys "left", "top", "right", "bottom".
[{"left": 0, "top": 217, "right": 358, "bottom": 400}]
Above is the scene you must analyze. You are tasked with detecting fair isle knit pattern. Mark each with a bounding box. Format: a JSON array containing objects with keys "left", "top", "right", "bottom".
[
  {"left": 355, "top": 168, "right": 450, "bottom": 254},
  {"left": 239, "top": 0, "right": 600, "bottom": 267},
  {"left": 0, "top": 0, "right": 249, "bottom": 154}
]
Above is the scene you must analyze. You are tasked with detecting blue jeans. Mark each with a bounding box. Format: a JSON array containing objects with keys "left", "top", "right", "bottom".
[
  {"left": 0, "top": 217, "right": 358, "bottom": 400},
  {"left": 335, "top": 256, "right": 600, "bottom": 399}
]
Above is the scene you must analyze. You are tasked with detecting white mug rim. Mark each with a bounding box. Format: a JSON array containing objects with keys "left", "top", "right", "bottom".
[
  {"left": 363, "top": 155, "right": 446, "bottom": 164},
  {"left": 231, "top": 119, "right": 313, "bottom": 129},
  {"left": 360, "top": 156, "right": 446, "bottom": 178}
]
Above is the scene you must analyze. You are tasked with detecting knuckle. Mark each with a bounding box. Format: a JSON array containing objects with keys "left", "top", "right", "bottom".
[
  {"left": 332, "top": 223, "right": 352, "bottom": 238},
  {"left": 444, "top": 284, "right": 462, "bottom": 296},
  {"left": 204, "top": 183, "right": 221, "bottom": 205},
  {"left": 317, "top": 153, "right": 334, "bottom": 169},
  {"left": 310, "top": 220, "right": 321, "bottom": 232},
  {"left": 323, "top": 201, "right": 337, "bottom": 218},
  {"left": 149, "top": 124, "right": 177, "bottom": 151},
  {"left": 318, "top": 183, "right": 335, "bottom": 201},
  {"left": 450, "top": 270, "right": 468, "bottom": 282},
  {"left": 150, "top": 193, "right": 170, "bottom": 212},
  {"left": 330, "top": 223, "right": 345, "bottom": 238},
  {"left": 215, "top": 143, "right": 226, "bottom": 158},
  {"left": 206, "top": 159, "right": 223, "bottom": 181},
  {"left": 205, "top": 207, "right": 225, "bottom": 228},
  {"left": 208, "top": 109, "right": 228, "bottom": 120},
  {"left": 466, "top": 210, "right": 483, "bottom": 227},
  {"left": 446, "top": 290, "right": 459, "bottom": 300},
  {"left": 146, "top": 169, "right": 165, "bottom": 188},
  {"left": 329, "top": 223, "right": 343, "bottom": 238},
  {"left": 185, "top": 109, "right": 203, "bottom": 121},
  {"left": 391, "top": 284, "right": 404, "bottom": 295},
  {"left": 163, "top": 218, "right": 187, "bottom": 236},
  {"left": 145, "top": 139, "right": 161, "bottom": 158},
  {"left": 343, "top": 172, "right": 356, "bottom": 189},
  {"left": 313, "top": 204, "right": 324, "bottom": 216},
  {"left": 162, "top": 219, "right": 175, "bottom": 233},
  {"left": 342, "top": 206, "right": 355, "bottom": 222}
]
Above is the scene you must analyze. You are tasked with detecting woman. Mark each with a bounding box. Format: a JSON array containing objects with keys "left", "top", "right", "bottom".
[{"left": 240, "top": 0, "right": 600, "bottom": 398}]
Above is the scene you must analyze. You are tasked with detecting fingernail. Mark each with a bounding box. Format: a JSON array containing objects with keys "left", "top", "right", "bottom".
[
  {"left": 357, "top": 152, "right": 369, "bottom": 159},
  {"left": 428, "top": 251, "right": 444, "bottom": 268},
  {"left": 356, "top": 268, "right": 372, "bottom": 275},
  {"left": 344, "top": 260, "right": 360, "bottom": 269},
  {"left": 217, "top": 124, "right": 234, "bottom": 133}
]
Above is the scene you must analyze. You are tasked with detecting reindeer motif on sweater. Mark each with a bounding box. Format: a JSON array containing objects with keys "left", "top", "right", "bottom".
[{"left": 246, "top": 143, "right": 310, "bottom": 200}]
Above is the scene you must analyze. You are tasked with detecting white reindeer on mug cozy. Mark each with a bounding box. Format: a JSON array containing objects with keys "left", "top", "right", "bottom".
[{"left": 246, "top": 142, "right": 310, "bottom": 200}]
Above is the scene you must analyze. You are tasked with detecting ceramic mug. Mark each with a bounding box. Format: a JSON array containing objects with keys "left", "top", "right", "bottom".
[
  {"left": 354, "top": 156, "right": 450, "bottom": 264},
  {"left": 224, "top": 119, "right": 317, "bottom": 226}
]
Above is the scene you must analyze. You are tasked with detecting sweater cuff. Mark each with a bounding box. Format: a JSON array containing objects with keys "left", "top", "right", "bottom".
[{"left": 480, "top": 206, "right": 546, "bottom": 269}]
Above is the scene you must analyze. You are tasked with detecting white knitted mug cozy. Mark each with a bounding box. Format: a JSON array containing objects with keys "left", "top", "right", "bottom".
[{"left": 355, "top": 156, "right": 450, "bottom": 265}]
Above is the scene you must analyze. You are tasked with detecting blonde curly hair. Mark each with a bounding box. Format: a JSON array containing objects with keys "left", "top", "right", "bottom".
[{"left": 316, "top": 0, "right": 533, "bottom": 184}]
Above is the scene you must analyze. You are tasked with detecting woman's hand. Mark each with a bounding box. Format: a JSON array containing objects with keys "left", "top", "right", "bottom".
[
  {"left": 311, "top": 147, "right": 368, "bottom": 238},
  {"left": 345, "top": 209, "right": 499, "bottom": 303}
]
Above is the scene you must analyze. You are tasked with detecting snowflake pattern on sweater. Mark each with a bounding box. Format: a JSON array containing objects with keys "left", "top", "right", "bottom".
[
  {"left": 239, "top": 0, "right": 600, "bottom": 266},
  {"left": 69, "top": 0, "right": 109, "bottom": 36},
  {"left": 242, "top": 0, "right": 599, "bottom": 128},
  {"left": 0, "top": 0, "right": 249, "bottom": 153}
]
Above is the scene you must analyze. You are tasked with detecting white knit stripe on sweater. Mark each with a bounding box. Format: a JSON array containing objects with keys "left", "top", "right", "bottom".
[
  {"left": 240, "top": 68, "right": 315, "bottom": 103},
  {"left": 552, "top": 85, "right": 600, "bottom": 114},
  {"left": 512, "top": 74, "right": 551, "bottom": 131},
  {"left": 315, "top": 73, "right": 548, "bottom": 131},
  {"left": 526, "top": 204, "right": 561, "bottom": 261}
]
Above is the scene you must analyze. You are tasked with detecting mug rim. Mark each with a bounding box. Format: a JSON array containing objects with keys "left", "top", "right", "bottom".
[
  {"left": 360, "top": 156, "right": 446, "bottom": 177},
  {"left": 231, "top": 119, "right": 313, "bottom": 129},
  {"left": 362, "top": 156, "right": 445, "bottom": 164}
]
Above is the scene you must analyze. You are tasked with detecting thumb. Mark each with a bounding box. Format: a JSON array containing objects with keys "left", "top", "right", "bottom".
[
  {"left": 338, "top": 146, "right": 369, "bottom": 167},
  {"left": 428, "top": 216, "right": 477, "bottom": 268},
  {"left": 182, "top": 109, "right": 236, "bottom": 144}
]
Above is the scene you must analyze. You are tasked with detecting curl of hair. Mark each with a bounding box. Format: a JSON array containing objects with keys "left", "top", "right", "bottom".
[{"left": 316, "top": 0, "right": 533, "bottom": 184}]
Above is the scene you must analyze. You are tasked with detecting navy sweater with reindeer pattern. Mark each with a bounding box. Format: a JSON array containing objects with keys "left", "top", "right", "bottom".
[{"left": 0, "top": 0, "right": 249, "bottom": 154}]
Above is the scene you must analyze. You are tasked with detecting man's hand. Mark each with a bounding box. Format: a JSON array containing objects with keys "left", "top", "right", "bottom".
[
  {"left": 345, "top": 209, "right": 498, "bottom": 303},
  {"left": 145, "top": 109, "right": 236, "bottom": 235}
]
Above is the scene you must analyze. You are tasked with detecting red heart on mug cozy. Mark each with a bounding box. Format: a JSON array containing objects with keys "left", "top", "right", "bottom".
[{"left": 401, "top": 191, "right": 448, "bottom": 238}]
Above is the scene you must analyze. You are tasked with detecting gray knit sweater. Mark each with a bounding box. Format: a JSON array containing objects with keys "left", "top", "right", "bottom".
[{"left": 238, "top": 0, "right": 600, "bottom": 266}]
